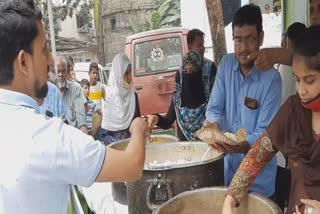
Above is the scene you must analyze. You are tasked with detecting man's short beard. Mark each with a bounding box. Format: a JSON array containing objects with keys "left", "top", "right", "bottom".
[{"left": 35, "top": 81, "right": 48, "bottom": 99}]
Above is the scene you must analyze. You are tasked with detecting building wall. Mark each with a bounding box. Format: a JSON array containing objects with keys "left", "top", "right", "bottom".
[
  {"left": 250, "top": 0, "right": 274, "bottom": 13},
  {"left": 102, "top": 0, "right": 162, "bottom": 63},
  {"left": 59, "top": 15, "right": 90, "bottom": 41},
  {"left": 51, "top": 0, "right": 97, "bottom": 62}
]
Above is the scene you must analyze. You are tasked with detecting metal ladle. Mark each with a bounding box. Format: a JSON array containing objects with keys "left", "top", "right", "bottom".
[{"left": 201, "top": 147, "right": 211, "bottom": 161}]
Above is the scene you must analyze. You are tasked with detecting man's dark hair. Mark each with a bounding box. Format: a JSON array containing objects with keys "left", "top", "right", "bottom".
[
  {"left": 294, "top": 26, "right": 320, "bottom": 72},
  {"left": 80, "top": 78, "right": 90, "bottom": 87},
  {"left": 187, "top": 29, "right": 205, "bottom": 45},
  {"left": 89, "top": 62, "right": 99, "bottom": 73},
  {"left": 286, "top": 22, "right": 307, "bottom": 48},
  {"left": 232, "top": 4, "right": 263, "bottom": 35},
  {"left": 0, "top": 0, "right": 42, "bottom": 85}
]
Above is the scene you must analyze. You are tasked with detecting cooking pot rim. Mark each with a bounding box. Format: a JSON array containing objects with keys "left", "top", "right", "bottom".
[
  {"left": 108, "top": 134, "right": 180, "bottom": 148},
  {"left": 154, "top": 186, "right": 282, "bottom": 214}
]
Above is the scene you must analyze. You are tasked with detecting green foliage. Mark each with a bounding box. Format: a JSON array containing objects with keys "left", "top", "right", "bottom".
[
  {"left": 35, "top": 0, "right": 93, "bottom": 35},
  {"left": 129, "top": 0, "right": 181, "bottom": 33},
  {"left": 128, "top": 14, "right": 151, "bottom": 34},
  {"left": 150, "top": 11, "right": 161, "bottom": 30}
]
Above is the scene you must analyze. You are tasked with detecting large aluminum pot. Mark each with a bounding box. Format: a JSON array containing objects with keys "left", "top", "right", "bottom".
[
  {"left": 109, "top": 134, "right": 179, "bottom": 205},
  {"left": 127, "top": 142, "right": 224, "bottom": 214},
  {"left": 154, "top": 187, "right": 283, "bottom": 214}
]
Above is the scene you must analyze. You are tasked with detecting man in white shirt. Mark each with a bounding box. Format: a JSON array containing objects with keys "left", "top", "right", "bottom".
[{"left": 0, "top": 1, "right": 148, "bottom": 214}]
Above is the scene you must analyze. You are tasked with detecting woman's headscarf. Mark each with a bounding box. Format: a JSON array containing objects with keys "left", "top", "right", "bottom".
[
  {"left": 173, "top": 51, "right": 208, "bottom": 141},
  {"left": 180, "top": 51, "right": 206, "bottom": 108},
  {"left": 101, "top": 53, "right": 136, "bottom": 131}
]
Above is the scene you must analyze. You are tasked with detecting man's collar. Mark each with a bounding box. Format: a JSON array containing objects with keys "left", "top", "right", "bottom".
[
  {"left": 66, "top": 80, "right": 72, "bottom": 89},
  {"left": 0, "top": 88, "right": 40, "bottom": 112},
  {"left": 233, "top": 59, "right": 259, "bottom": 81}
]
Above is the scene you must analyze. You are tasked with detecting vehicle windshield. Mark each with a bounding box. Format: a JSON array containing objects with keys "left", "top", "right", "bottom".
[{"left": 134, "top": 37, "right": 183, "bottom": 76}]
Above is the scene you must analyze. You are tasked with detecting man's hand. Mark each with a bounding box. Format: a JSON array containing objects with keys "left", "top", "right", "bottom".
[
  {"left": 203, "top": 120, "right": 220, "bottom": 130},
  {"left": 247, "top": 48, "right": 278, "bottom": 71},
  {"left": 248, "top": 48, "right": 292, "bottom": 71},
  {"left": 146, "top": 115, "right": 159, "bottom": 130},
  {"left": 222, "top": 195, "right": 237, "bottom": 214},
  {"left": 210, "top": 140, "right": 250, "bottom": 154},
  {"left": 294, "top": 199, "right": 320, "bottom": 214},
  {"left": 130, "top": 117, "right": 150, "bottom": 140},
  {"left": 203, "top": 120, "right": 212, "bottom": 127}
]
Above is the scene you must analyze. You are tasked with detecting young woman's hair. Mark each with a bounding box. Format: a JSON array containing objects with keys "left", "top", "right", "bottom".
[{"left": 294, "top": 26, "right": 320, "bottom": 72}]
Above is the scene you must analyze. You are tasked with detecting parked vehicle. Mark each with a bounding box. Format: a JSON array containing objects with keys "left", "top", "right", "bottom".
[
  {"left": 73, "top": 62, "right": 109, "bottom": 85},
  {"left": 125, "top": 27, "right": 189, "bottom": 116}
]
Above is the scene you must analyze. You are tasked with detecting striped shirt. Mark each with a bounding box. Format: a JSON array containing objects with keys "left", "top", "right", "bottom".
[
  {"left": 61, "top": 80, "right": 87, "bottom": 128},
  {"left": 89, "top": 82, "right": 104, "bottom": 110},
  {"left": 86, "top": 100, "right": 99, "bottom": 132}
]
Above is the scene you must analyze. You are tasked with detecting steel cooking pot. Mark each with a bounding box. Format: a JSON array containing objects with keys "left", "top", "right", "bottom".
[
  {"left": 109, "top": 134, "right": 179, "bottom": 205},
  {"left": 127, "top": 142, "right": 224, "bottom": 214},
  {"left": 154, "top": 187, "right": 282, "bottom": 214}
]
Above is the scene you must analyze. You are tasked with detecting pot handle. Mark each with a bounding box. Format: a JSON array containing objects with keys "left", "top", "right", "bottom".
[{"left": 146, "top": 181, "right": 173, "bottom": 211}]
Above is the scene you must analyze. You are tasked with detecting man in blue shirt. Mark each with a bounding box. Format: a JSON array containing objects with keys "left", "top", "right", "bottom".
[
  {"left": 204, "top": 4, "right": 281, "bottom": 198},
  {"left": 39, "top": 81, "right": 72, "bottom": 122}
]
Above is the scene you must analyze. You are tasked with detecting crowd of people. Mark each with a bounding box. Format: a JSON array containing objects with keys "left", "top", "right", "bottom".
[{"left": 0, "top": 0, "right": 320, "bottom": 214}]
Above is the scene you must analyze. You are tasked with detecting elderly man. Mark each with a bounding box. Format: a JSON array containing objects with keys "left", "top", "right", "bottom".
[
  {"left": 39, "top": 81, "right": 72, "bottom": 122},
  {"left": 0, "top": 1, "right": 149, "bottom": 214},
  {"left": 56, "top": 56, "right": 88, "bottom": 133}
]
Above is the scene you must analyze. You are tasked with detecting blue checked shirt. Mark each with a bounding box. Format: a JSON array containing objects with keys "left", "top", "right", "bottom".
[{"left": 205, "top": 53, "right": 282, "bottom": 197}]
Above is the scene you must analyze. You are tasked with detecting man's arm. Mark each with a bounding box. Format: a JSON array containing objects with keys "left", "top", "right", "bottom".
[
  {"left": 51, "top": 117, "right": 148, "bottom": 187},
  {"left": 95, "top": 118, "right": 148, "bottom": 182},
  {"left": 205, "top": 57, "right": 226, "bottom": 128},
  {"left": 248, "top": 48, "right": 293, "bottom": 71}
]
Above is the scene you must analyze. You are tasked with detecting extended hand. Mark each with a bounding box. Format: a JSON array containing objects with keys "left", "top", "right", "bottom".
[
  {"left": 130, "top": 118, "right": 150, "bottom": 140},
  {"left": 146, "top": 115, "right": 159, "bottom": 130},
  {"left": 211, "top": 140, "right": 250, "bottom": 154},
  {"left": 294, "top": 199, "right": 320, "bottom": 214},
  {"left": 222, "top": 195, "right": 237, "bottom": 214},
  {"left": 247, "top": 48, "right": 278, "bottom": 71}
]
